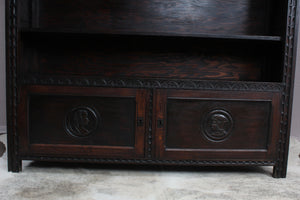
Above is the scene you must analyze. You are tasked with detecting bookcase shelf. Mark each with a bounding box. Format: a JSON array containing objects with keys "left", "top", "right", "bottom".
[{"left": 20, "top": 28, "right": 282, "bottom": 42}]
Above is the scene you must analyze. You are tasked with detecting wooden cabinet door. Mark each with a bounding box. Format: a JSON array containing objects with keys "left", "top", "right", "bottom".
[
  {"left": 18, "top": 86, "right": 149, "bottom": 159},
  {"left": 154, "top": 89, "right": 281, "bottom": 161}
]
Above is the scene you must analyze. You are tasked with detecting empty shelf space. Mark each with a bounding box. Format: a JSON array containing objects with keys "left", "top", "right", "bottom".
[
  {"left": 19, "top": 33, "right": 283, "bottom": 83},
  {"left": 19, "top": 0, "right": 287, "bottom": 40}
]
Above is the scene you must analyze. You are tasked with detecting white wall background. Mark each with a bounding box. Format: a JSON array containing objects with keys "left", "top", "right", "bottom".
[
  {"left": 0, "top": 0, "right": 5, "bottom": 133},
  {"left": 291, "top": 32, "right": 300, "bottom": 139},
  {"left": 0, "top": 0, "right": 299, "bottom": 137}
]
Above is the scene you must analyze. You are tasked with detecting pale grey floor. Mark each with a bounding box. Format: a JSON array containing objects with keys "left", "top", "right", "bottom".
[{"left": 0, "top": 134, "right": 300, "bottom": 200}]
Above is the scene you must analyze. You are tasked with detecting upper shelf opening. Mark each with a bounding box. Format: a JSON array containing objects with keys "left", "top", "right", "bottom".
[{"left": 19, "top": 0, "right": 287, "bottom": 41}]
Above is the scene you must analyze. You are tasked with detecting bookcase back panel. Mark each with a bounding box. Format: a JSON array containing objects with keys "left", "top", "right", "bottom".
[{"left": 25, "top": 0, "right": 273, "bottom": 36}]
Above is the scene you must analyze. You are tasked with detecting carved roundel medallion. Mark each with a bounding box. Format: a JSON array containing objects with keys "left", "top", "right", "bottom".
[
  {"left": 202, "top": 109, "right": 233, "bottom": 142},
  {"left": 65, "top": 107, "right": 99, "bottom": 137}
]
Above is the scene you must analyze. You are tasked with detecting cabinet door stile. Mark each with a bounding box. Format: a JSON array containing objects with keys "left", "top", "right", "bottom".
[{"left": 154, "top": 90, "right": 167, "bottom": 159}]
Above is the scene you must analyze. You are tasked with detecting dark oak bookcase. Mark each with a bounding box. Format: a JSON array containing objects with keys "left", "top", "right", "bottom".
[{"left": 6, "top": 0, "right": 299, "bottom": 178}]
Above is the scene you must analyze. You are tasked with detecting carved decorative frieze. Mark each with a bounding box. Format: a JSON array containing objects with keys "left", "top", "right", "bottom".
[
  {"left": 7, "top": 0, "right": 20, "bottom": 171},
  {"left": 21, "top": 76, "right": 284, "bottom": 92},
  {"left": 21, "top": 156, "right": 275, "bottom": 166}
]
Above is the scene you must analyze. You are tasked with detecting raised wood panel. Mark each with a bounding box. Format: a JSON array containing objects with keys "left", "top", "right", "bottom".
[
  {"left": 154, "top": 89, "right": 281, "bottom": 160},
  {"left": 18, "top": 86, "right": 149, "bottom": 158},
  {"left": 166, "top": 99, "right": 271, "bottom": 149},
  {"left": 29, "top": 95, "right": 136, "bottom": 146}
]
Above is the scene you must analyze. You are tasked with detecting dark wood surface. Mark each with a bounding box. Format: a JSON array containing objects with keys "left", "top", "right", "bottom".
[
  {"left": 6, "top": 0, "right": 299, "bottom": 178},
  {"left": 20, "top": 32, "right": 282, "bottom": 82},
  {"left": 28, "top": 0, "right": 271, "bottom": 35},
  {"left": 29, "top": 96, "right": 136, "bottom": 146},
  {"left": 18, "top": 86, "right": 149, "bottom": 158},
  {"left": 154, "top": 90, "right": 281, "bottom": 160},
  {"left": 166, "top": 100, "right": 271, "bottom": 149}
]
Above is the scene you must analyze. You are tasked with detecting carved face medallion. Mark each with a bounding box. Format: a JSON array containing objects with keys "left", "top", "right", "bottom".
[
  {"left": 202, "top": 109, "right": 233, "bottom": 142},
  {"left": 65, "top": 107, "right": 99, "bottom": 137}
]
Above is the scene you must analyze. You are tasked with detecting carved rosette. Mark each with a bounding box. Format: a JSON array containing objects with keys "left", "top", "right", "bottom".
[
  {"left": 202, "top": 109, "right": 233, "bottom": 142},
  {"left": 65, "top": 107, "right": 99, "bottom": 137}
]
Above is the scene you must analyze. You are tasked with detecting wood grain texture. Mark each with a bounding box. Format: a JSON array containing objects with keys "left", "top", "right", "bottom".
[
  {"left": 19, "top": 33, "right": 281, "bottom": 81},
  {"left": 18, "top": 86, "right": 148, "bottom": 158},
  {"left": 154, "top": 89, "right": 281, "bottom": 160},
  {"left": 31, "top": 0, "right": 272, "bottom": 36},
  {"left": 29, "top": 95, "right": 136, "bottom": 146},
  {"left": 166, "top": 100, "right": 271, "bottom": 149}
]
